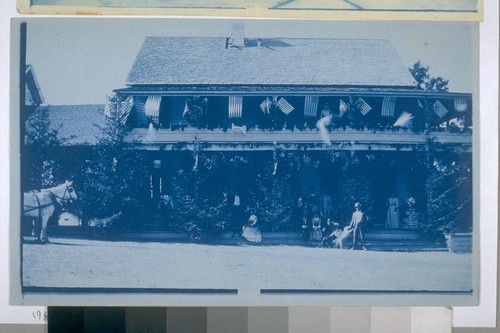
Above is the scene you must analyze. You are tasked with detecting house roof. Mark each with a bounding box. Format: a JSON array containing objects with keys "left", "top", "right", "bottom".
[
  {"left": 25, "top": 64, "right": 44, "bottom": 106},
  {"left": 126, "top": 37, "right": 416, "bottom": 88},
  {"left": 45, "top": 104, "right": 106, "bottom": 145}
]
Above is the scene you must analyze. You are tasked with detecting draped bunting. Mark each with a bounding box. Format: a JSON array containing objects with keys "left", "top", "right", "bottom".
[
  {"left": 304, "top": 96, "right": 319, "bottom": 118},
  {"left": 145, "top": 96, "right": 162, "bottom": 117}
]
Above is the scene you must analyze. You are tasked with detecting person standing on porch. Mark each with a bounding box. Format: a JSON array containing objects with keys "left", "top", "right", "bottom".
[
  {"left": 386, "top": 196, "right": 400, "bottom": 229},
  {"left": 230, "top": 192, "right": 244, "bottom": 237},
  {"left": 348, "top": 202, "right": 367, "bottom": 250},
  {"left": 158, "top": 192, "right": 174, "bottom": 228}
]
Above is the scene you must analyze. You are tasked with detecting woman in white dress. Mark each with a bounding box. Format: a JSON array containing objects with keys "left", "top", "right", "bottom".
[{"left": 242, "top": 214, "right": 262, "bottom": 243}]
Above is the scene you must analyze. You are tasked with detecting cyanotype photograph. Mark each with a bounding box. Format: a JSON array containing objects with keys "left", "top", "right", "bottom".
[{"left": 11, "top": 18, "right": 478, "bottom": 306}]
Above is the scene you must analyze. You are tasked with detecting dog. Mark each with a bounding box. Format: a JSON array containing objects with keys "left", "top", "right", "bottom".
[{"left": 333, "top": 226, "right": 353, "bottom": 249}]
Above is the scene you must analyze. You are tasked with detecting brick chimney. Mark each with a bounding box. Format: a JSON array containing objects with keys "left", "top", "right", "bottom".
[{"left": 230, "top": 23, "right": 245, "bottom": 48}]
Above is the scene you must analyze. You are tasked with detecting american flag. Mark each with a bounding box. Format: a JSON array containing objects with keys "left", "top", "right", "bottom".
[
  {"left": 260, "top": 97, "right": 271, "bottom": 114},
  {"left": 276, "top": 97, "right": 294, "bottom": 115},
  {"left": 304, "top": 96, "right": 319, "bottom": 118},
  {"left": 454, "top": 98, "right": 468, "bottom": 112},
  {"left": 231, "top": 124, "right": 247, "bottom": 135},
  {"left": 104, "top": 98, "right": 115, "bottom": 118},
  {"left": 104, "top": 96, "right": 133, "bottom": 125},
  {"left": 339, "top": 99, "right": 349, "bottom": 116},
  {"left": 355, "top": 98, "right": 372, "bottom": 116},
  {"left": 118, "top": 96, "right": 133, "bottom": 125},
  {"left": 229, "top": 96, "right": 243, "bottom": 118},
  {"left": 433, "top": 100, "right": 449, "bottom": 118},
  {"left": 381, "top": 97, "right": 396, "bottom": 117}
]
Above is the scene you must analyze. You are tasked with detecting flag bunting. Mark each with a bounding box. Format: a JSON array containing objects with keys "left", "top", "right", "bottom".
[
  {"left": 339, "top": 99, "right": 349, "bottom": 116},
  {"left": 454, "top": 98, "right": 468, "bottom": 112},
  {"left": 433, "top": 100, "right": 449, "bottom": 118},
  {"left": 355, "top": 98, "right": 372, "bottom": 116},
  {"left": 260, "top": 97, "right": 271, "bottom": 114},
  {"left": 229, "top": 96, "right": 243, "bottom": 118},
  {"left": 118, "top": 96, "right": 133, "bottom": 125},
  {"left": 381, "top": 97, "right": 396, "bottom": 117},
  {"left": 231, "top": 124, "right": 247, "bottom": 135},
  {"left": 304, "top": 96, "right": 319, "bottom": 118},
  {"left": 276, "top": 97, "right": 295, "bottom": 115}
]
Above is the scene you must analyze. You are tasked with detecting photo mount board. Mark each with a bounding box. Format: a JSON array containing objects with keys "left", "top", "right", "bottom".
[
  {"left": 10, "top": 18, "right": 480, "bottom": 307},
  {"left": 16, "top": 0, "right": 483, "bottom": 21}
]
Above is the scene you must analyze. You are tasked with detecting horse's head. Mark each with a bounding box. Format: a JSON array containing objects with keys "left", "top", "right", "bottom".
[
  {"left": 64, "top": 180, "right": 78, "bottom": 203},
  {"left": 50, "top": 181, "right": 78, "bottom": 206}
]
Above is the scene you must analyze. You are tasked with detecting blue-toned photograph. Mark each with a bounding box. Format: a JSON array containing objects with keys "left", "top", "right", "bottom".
[{"left": 13, "top": 19, "right": 478, "bottom": 306}]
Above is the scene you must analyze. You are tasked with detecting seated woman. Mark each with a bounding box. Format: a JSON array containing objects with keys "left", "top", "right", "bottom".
[{"left": 242, "top": 214, "right": 262, "bottom": 243}]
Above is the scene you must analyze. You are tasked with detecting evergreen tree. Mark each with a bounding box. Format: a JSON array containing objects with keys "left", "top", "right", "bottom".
[
  {"left": 24, "top": 105, "right": 72, "bottom": 189},
  {"left": 248, "top": 150, "right": 295, "bottom": 231},
  {"left": 81, "top": 94, "right": 148, "bottom": 229},
  {"left": 422, "top": 149, "right": 472, "bottom": 238},
  {"left": 409, "top": 61, "right": 449, "bottom": 92}
]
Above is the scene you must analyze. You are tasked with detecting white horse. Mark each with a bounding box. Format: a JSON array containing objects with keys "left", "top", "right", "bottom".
[{"left": 23, "top": 181, "right": 77, "bottom": 243}]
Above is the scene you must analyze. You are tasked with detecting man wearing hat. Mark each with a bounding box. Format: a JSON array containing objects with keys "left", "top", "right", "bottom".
[{"left": 348, "top": 202, "right": 367, "bottom": 250}]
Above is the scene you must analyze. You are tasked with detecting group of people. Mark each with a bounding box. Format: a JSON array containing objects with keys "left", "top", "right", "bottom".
[
  {"left": 158, "top": 189, "right": 366, "bottom": 249},
  {"left": 302, "top": 202, "right": 367, "bottom": 250}
]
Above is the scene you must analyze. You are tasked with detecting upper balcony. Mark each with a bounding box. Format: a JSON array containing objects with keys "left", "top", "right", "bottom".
[{"left": 117, "top": 91, "right": 473, "bottom": 152}]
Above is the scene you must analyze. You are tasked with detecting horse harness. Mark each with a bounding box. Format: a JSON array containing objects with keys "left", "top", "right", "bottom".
[{"left": 23, "top": 185, "right": 73, "bottom": 216}]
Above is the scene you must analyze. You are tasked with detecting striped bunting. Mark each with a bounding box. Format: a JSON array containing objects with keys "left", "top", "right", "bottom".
[
  {"left": 381, "top": 97, "right": 396, "bottom": 117},
  {"left": 304, "top": 96, "right": 319, "bottom": 118},
  {"left": 229, "top": 96, "right": 243, "bottom": 118},
  {"left": 339, "top": 99, "right": 349, "bottom": 116},
  {"left": 355, "top": 98, "right": 372, "bottom": 116},
  {"left": 260, "top": 97, "right": 271, "bottom": 114},
  {"left": 433, "top": 100, "right": 449, "bottom": 118},
  {"left": 454, "top": 98, "right": 468, "bottom": 112},
  {"left": 145, "top": 96, "right": 162, "bottom": 117},
  {"left": 276, "top": 97, "right": 295, "bottom": 115}
]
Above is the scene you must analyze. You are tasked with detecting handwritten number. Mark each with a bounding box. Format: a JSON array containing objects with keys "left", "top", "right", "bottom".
[{"left": 32, "top": 310, "right": 47, "bottom": 322}]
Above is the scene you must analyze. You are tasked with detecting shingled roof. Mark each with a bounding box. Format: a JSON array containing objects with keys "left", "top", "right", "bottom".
[
  {"left": 44, "top": 104, "right": 106, "bottom": 145},
  {"left": 126, "top": 37, "right": 415, "bottom": 88}
]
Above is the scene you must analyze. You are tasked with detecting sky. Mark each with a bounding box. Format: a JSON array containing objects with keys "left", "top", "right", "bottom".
[{"left": 23, "top": 18, "right": 478, "bottom": 105}]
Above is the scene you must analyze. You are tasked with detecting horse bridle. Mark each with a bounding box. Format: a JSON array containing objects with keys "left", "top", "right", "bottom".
[{"left": 51, "top": 183, "right": 76, "bottom": 206}]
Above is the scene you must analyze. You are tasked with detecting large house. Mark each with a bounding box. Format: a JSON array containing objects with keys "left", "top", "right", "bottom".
[
  {"left": 23, "top": 31, "right": 473, "bottom": 249},
  {"left": 108, "top": 31, "right": 472, "bottom": 236}
]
